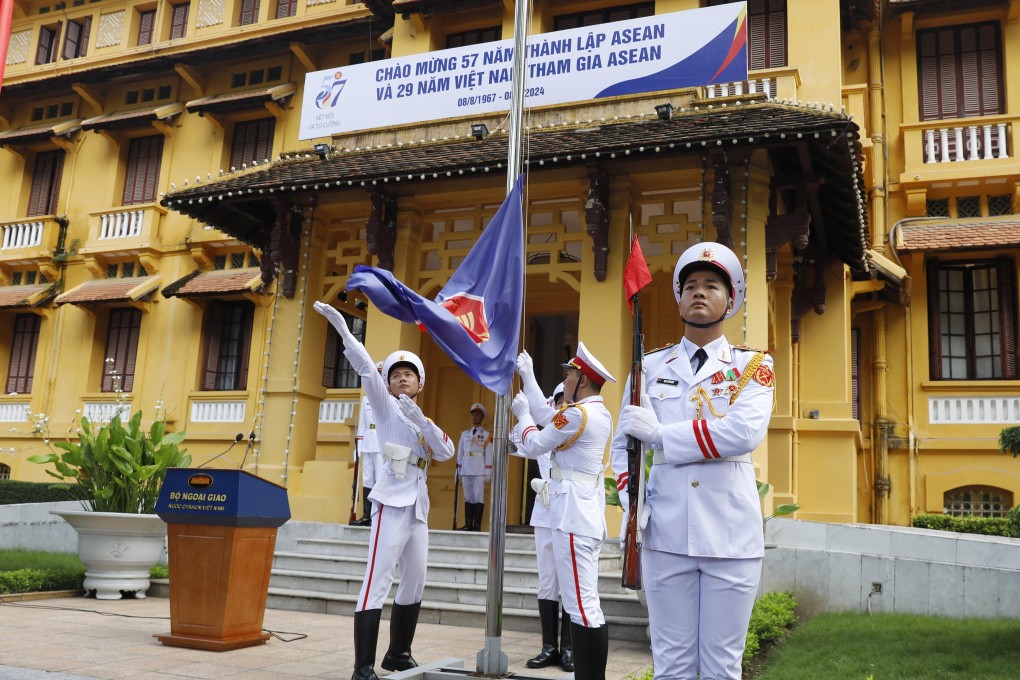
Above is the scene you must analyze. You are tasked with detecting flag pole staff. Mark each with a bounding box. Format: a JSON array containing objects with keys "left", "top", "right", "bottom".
[{"left": 477, "top": 0, "right": 528, "bottom": 674}]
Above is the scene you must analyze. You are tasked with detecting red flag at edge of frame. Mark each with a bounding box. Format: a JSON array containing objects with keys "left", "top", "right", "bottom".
[{"left": 0, "top": 0, "right": 15, "bottom": 93}]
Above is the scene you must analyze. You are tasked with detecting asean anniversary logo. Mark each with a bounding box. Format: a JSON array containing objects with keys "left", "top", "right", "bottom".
[{"left": 315, "top": 71, "right": 347, "bottom": 109}]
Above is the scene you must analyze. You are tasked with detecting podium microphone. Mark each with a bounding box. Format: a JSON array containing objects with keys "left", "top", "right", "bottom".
[
  {"left": 196, "top": 433, "right": 244, "bottom": 468},
  {"left": 238, "top": 431, "right": 256, "bottom": 470}
]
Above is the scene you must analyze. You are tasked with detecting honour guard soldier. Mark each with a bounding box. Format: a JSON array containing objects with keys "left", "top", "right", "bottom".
[
  {"left": 456, "top": 403, "right": 492, "bottom": 531},
  {"left": 313, "top": 302, "right": 455, "bottom": 680},
  {"left": 511, "top": 342, "right": 614, "bottom": 680},
  {"left": 513, "top": 370, "right": 573, "bottom": 672},
  {"left": 352, "top": 362, "right": 384, "bottom": 526},
  {"left": 612, "top": 243, "right": 775, "bottom": 680}
]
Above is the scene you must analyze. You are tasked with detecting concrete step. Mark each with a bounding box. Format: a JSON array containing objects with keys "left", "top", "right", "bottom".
[
  {"left": 269, "top": 567, "right": 647, "bottom": 619},
  {"left": 266, "top": 586, "right": 649, "bottom": 642}
]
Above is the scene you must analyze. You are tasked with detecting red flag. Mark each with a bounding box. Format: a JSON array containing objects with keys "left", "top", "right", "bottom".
[
  {"left": 623, "top": 235, "right": 652, "bottom": 316},
  {"left": 0, "top": 0, "right": 13, "bottom": 93}
]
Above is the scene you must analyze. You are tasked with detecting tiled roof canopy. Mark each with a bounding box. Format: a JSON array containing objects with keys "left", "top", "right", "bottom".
[
  {"left": 393, "top": 0, "right": 504, "bottom": 15},
  {"left": 897, "top": 218, "right": 1020, "bottom": 252},
  {"left": 186, "top": 84, "right": 296, "bottom": 116},
  {"left": 82, "top": 104, "right": 184, "bottom": 132},
  {"left": 56, "top": 276, "right": 161, "bottom": 305},
  {"left": 0, "top": 120, "right": 81, "bottom": 146},
  {"left": 889, "top": 0, "right": 1007, "bottom": 14},
  {"left": 0, "top": 284, "right": 58, "bottom": 309},
  {"left": 163, "top": 101, "right": 870, "bottom": 272},
  {"left": 162, "top": 269, "right": 265, "bottom": 298}
]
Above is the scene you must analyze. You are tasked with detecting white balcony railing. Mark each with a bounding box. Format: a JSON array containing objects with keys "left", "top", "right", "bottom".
[
  {"left": 190, "top": 400, "right": 246, "bottom": 423},
  {"left": 319, "top": 399, "right": 358, "bottom": 424},
  {"left": 98, "top": 209, "right": 145, "bottom": 240},
  {"left": 704, "top": 77, "right": 775, "bottom": 99},
  {"left": 923, "top": 123, "right": 1010, "bottom": 164},
  {"left": 1, "top": 222, "right": 44, "bottom": 250},
  {"left": 0, "top": 402, "right": 30, "bottom": 423},
  {"left": 929, "top": 396, "right": 1020, "bottom": 424},
  {"left": 83, "top": 401, "right": 132, "bottom": 423}
]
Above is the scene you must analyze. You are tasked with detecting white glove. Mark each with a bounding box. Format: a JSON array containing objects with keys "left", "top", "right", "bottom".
[
  {"left": 516, "top": 351, "right": 537, "bottom": 385},
  {"left": 397, "top": 394, "right": 428, "bottom": 429},
  {"left": 619, "top": 403, "right": 663, "bottom": 448},
  {"left": 313, "top": 301, "right": 356, "bottom": 345},
  {"left": 511, "top": 392, "right": 530, "bottom": 419},
  {"left": 619, "top": 507, "right": 629, "bottom": 550}
]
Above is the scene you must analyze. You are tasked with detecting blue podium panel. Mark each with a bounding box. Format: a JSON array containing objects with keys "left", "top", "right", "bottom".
[{"left": 156, "top": 468, "right": 291, "bottom": 528}]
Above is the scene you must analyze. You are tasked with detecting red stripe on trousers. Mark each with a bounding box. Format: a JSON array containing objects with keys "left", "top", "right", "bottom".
[
  {"left": 359, "top": 505, "right": 384, "bottom": 611},
  {"left": 569, "top": 533, "right": 589, "bottom": 627}
]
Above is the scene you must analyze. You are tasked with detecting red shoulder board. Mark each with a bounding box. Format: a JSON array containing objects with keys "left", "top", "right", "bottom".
[
  {"left": 552, "top": 412, "right": 569, "bottom": 429},
  {"left": 753, "top": 364, "right": 775, "bottom": 387}
]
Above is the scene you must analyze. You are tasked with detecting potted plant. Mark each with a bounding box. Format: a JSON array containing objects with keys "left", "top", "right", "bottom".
[{"left": 29, "top": 410, "right": 190, "bottom": 599}]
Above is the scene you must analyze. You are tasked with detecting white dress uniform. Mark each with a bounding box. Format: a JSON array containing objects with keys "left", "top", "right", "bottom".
[
  {"left": 356, "top": 396, "right": 381, "bottom": 489},
  {"left": 343, "top": 348, "right": 455, "bottom": 612},
  {"left": 530, "top": 453, "right": 558, "bottom": 600},
  {"left": 611, "top": 335, "right": 775, "bottom": 680},
  {"left": 456, "top": 425, "right": 492, "bottom": 503},
  {"left": 513, "top": 395, "right": 611, "bottom": 628}
]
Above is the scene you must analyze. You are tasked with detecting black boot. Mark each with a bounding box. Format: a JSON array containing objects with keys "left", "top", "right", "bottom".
[
  {"left": 352, "top": 489, "right": 372, "bottom": 526},
  {"left": 352, "top": 608, "right": 381, "bottom": 680},
  {"left": 570, "top": 622, "right": 609, "bottom": 680},
  {"left": 526, "top": 599, "right": 561, "bottom": 668},
  {"left": 381, "top": 601, "right": 421, "bottom": 671},
  {"left": 473, "top": 503, "right": 485, "bottom": 531},
  {"left": 559, "top": 606, "right": 573, "bottom": 671},
  {"left": 457, "top": 502, "right": 473, "bottom": 531}
]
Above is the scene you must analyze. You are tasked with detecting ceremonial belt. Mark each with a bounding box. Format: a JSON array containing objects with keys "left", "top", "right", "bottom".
[
  {"left": 652, "top": 451, "right": 753, "bottom": 465},
  {"left": 464, "top": 451, "right": 483, "bottom": 457},
  {"left": 409, "top": 454, "right": 429, "bottom": 470},
  {"left": 549, "top": 468, "right": 599, "bottom": 485}
]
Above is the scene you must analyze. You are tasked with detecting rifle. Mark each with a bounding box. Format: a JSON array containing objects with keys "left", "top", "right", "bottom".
[
  {"left": 349, "top": 437, "right": 361, "bottom": 525},
  {"left": 621, "top": 289, "right": 644, "bottom": 590},
  {"left": 452, "top": 468, "right": 461, "bottom": 530}
]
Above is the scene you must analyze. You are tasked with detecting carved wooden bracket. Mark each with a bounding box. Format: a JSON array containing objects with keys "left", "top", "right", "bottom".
[
  {"left": 710, "top": 150, "right": 733, "bottom": 247},
  {"left": 366, "top": 188, "right": 397, "bottom": 271},
  {"left": 765, "top": 212, "right": 811, "bottom": 282},
  {"left": 264, "top": 199, "right": 302, "bottom": 298},
  {"left": 790, "top": 259, "right": 827, "bottom": 344},
  {"left": 584, "top": 160, "right": 610, "bottom": 281}
]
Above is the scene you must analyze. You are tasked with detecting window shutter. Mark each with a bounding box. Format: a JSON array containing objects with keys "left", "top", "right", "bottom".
[
  {"left": 937, "top": 30, "right": 958, "bottom": 118},
  {"left": 926, "top": 258, "right": 943, "bottom": 380},
  {"left": 238, "top": 303, "right": 254, "bottom": 389},
  {"left": 121, "top": 309, "right": 141, "bottom": 392},
  {"left": 997, "top": 257, "right": 1017, "bottom": 379},
  {"left": 35, "top": 27, "right": 50, "bottom": 64},
  {"left": 102, "top": 309, "right": 141, "bottom": 392},
  {"left": 748, "top": 0, "right": 765, "bottom": 70},
  {"left": 123, "top": 136, "right": 164, "bottom": 205},
  {"left": 202, "top": 302, "right": 224, "bottom": 390},
  {"left": 767, "top": 0, "right": 786, "bottom": 68},
  {"left": 322, "top": 325, "right": 338, "bottom": 387},
  {"left": 240, "top": 0, "right": 259, "bottom": 25},
  {"left": 6, "top": 315, "right": 42, "bottom": 394},
  {"left": 80, "top": 17, "right": 91, "bottom": 55},
  {"left": 918, "top": 31, "right": 940, "bottom": 121},
  {"left": 978, "top": 23, "right": 1001, "bottom": 115},
  {"left": 170, "top": 3, "right": 189, "bottom": 39},
  {"left": 138, "top": 10, "right": 155, "bottom": 44},
  {"left": 28, "top": 151, "right": 64, "bottom": 217},
  {"left": 230, "top": 118, "right": 275, "bottom": 170},
  {"left": 850, "top": 328, "right": 860, "bottom": 421}
]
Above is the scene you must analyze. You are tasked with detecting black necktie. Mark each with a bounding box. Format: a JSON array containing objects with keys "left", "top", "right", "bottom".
[{"left": 692, "top": 348, "right": 708, "bottom": 374}]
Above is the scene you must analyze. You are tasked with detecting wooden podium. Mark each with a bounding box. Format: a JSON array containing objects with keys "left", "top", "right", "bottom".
[{"left": 154, "top": 468, "right": 290, "bottom": 651}]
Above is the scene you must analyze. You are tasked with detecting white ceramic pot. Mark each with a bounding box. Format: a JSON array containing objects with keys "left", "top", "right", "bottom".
[{"left": 52, "top": 510, "right": 167, "bottom": 600}]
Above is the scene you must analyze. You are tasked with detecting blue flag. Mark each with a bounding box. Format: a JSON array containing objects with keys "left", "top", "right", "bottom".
[{"left": 347, "top": 175, "right": 524, "bottom": 395}]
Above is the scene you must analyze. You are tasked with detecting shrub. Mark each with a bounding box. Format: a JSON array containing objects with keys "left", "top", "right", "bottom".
[
  {"left": 0, "top": 480, "right": 81, "bottom": 505},
  {"left": 912, "top": 513, "right": 1015, "bottom": 537},
  {"left": 744, "top": 591, "right": 798, "bottom": 665},
  {"left": 0, "top": 566, "right": 85, "bottom": 594},
  {"left": 1007, "top": 505, "right": 1020, "bottom": 539}
]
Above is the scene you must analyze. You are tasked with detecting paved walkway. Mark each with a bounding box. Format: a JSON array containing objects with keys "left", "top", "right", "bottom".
[{"left": 0, "top": 595, "right": 652, "bottom": 680}]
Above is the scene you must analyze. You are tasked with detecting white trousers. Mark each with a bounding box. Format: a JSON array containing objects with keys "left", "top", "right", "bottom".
[
  {"left": 361, "top": 451, "right": 380, "bottom": 489},
  {"left": 534, "top": 526, "right": 559, "bottom": 600},
  {"left": 461, "top": 475, "right": 485, "bottom": 504},
  {"left": 642, "top": 549, "right": 762, "bottom": 680},
  {"left": 356, "top": 503, "right": 428, "bottom": 611},
  {"left": 552, "top": 531, "right": 604, "bottom": 628}
]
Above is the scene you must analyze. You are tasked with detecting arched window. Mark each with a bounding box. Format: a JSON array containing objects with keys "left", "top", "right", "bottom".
[
  {"left": 944, "top": 485, "right": 1012, "bottom": 518},
  {"left": 0, "top": 463, "right": 11, "bottom": 480}
]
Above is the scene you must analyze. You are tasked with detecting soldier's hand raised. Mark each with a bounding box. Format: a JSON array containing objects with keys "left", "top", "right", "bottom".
[{"left": 511, "top": 392, "right": 530, "bottom": 419}]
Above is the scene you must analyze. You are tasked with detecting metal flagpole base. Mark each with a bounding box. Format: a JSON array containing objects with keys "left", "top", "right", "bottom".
[
  {"left": 476, "top": 636, "right": 509, "bottom": 676},
  {"left": 381, "top": 654, "right": 563, "bottom": 680}
]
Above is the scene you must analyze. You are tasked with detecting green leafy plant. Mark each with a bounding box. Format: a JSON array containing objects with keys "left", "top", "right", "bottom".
[
  {"left": 28, "top": 412, "right": 189, "bottom": 514},
  {"left": 999, "top": 426, "right": 1020, "bottom": 458},
  {"left": 757, "top": 480, "right": 800, "bottom": 520}
]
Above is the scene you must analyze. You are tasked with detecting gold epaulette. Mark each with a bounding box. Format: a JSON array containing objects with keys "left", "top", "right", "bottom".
[
  {"left": 732, "top": 344, "right": 769, "bottom": 354},
  {"left": 645, "top": 343, "right": 675, "bottom": 356}
]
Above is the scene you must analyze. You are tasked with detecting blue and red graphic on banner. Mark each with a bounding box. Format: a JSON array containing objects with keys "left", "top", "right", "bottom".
[{"left": 347, "top": 176, "right": 525, "bottom": 395}]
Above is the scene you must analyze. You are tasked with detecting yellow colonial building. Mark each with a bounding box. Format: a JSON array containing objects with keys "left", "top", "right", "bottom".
[{"left": 1, "top": 0, "right": 1017, "bottom": 532}]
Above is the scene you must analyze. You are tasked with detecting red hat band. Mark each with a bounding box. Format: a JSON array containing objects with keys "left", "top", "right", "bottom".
[{"left": 569, "top": 357, "right": 606, "bottom": 386}]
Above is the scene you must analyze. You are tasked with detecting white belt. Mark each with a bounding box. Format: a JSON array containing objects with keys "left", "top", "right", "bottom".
[
  {"left": 464, "top": 451, "right": 483, "bottom": 457},
  {"left": 409, "top": 454, "right": 429, "bottom": 470},
  {"left": 549, "top": 468, "right": 599, "bottom": 485},
  {"left": 652, "top": 451, "right": 753, "bottom": 465}
]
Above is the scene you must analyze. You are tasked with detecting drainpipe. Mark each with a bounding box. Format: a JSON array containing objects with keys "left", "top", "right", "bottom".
[
  {"left": 873, "top": 307, "right": 891, "bottom": 524},
  {"left": 868, "top": 18, "right": 887, "bottom": 253}
]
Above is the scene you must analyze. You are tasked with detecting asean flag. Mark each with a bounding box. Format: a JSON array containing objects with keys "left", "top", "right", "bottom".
[{"left": 346, "top": 175, "right": 524, "bottom": 395}]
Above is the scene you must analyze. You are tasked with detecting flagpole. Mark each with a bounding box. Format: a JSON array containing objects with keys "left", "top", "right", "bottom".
[{"left": 477, "top": 0, "right": 528, "bottom": 675}]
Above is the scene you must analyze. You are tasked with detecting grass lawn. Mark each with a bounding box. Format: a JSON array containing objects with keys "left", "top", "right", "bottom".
[
  {"left": 0, "top": 549, "right": 84, "bottom": 573},
  {"left": 753, "top": 612, "right": 1020, "bottom": 680}
]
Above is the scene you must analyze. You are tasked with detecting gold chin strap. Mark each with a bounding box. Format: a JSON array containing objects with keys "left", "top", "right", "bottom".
[{"left": 689, "top": 351, "right": 769, "bottom": 419}]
